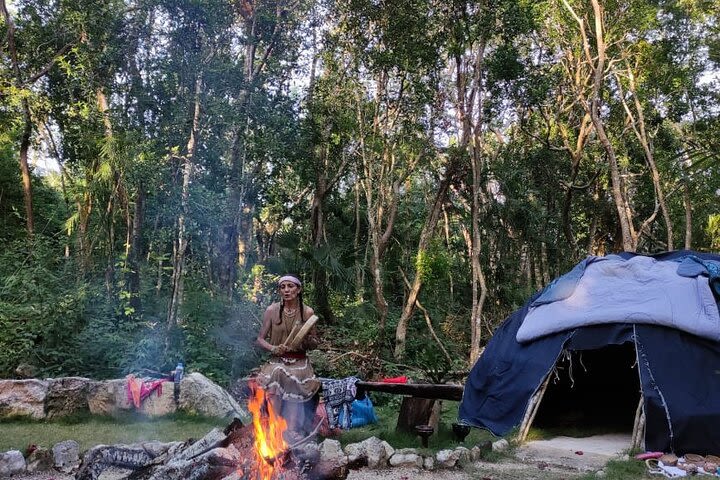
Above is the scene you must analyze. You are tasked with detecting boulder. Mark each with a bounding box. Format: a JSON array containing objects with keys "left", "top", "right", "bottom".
[
  {"left": 53, "top": 440, "right": 81, "bottom": 473},
  {"left": 26, "top": 446, "right": 53, "bottom": 472},
  {"left": 0, "top": 450, "right": 26, "bottom": 477},
  {"left": 423, "top": 455, "right": 435, "bottom": 470},
  {"left": 46, "top": 377, "right": 90, "bottom": 419},
  {"left": 0, "top": 379, "right": 48, "bottom": 419},
  {"left": 178, "top": 373, "right": 249, "bottom": 420},
  {"left": 139, "top": 382, "right": 176, "bottom": 416},
  {"left": 87, "top": 379, "right": 129, "bottom": 415}
]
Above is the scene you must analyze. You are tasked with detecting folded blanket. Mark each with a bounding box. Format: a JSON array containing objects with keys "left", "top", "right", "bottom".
[{"left": 518, "top": 255, "right": 720, "bottom": 343}]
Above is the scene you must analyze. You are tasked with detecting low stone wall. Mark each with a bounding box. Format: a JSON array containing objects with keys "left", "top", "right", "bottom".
[
  {"left": 0, "top": 433, "right": 510, "bottom": 478},
  {"left": 0, "top": 372, "right": 249, "bottom": 421}
]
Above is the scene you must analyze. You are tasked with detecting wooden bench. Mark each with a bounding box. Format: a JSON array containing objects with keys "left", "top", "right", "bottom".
[{"left": 355, "top": 381, "right": 464, "bottom": 433}]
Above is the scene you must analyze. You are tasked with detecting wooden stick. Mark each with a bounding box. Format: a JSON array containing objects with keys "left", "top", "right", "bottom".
[
  {"left": 282, "top": 322, "right": 302, "bottom": 347},
  {"left": 288, "top": 315, "right": 319, "bottom": 349},
  {"left": 517, "top": 373, "right": 551, "bottom": 443},
  {"left": 631, "top": 395, "right": 645, "bottom": 451}
]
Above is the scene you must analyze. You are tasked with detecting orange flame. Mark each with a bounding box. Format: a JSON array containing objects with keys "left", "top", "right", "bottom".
[{"left": 247, "top": 382, "right": 288, "bottom": 480}]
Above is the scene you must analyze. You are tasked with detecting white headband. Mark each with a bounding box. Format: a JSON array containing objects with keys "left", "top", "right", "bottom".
[{"left": 278, "top": 275, "right": 302, "bottom": 287}]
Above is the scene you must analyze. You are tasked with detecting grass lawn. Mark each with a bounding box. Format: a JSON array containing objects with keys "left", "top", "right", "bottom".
[
  {"left": 0, "top": 398, "right": 494, "bottom": 454},
  {"left": 337, "top": 397, "right": 498, "bottom": 452},
  {"left": 0, "top": 412, "right": 227, "bottom": 452}
]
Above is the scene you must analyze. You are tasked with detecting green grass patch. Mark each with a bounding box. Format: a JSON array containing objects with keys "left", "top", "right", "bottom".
[
  {"left": 579, "top": 458, "right": 651, "bottom": 480},
  {"left": 335, "top": 399, "right": 498, "bottom": 453},
  {"left": 0, "top": 412, "right": 227, "bottom": 451}
]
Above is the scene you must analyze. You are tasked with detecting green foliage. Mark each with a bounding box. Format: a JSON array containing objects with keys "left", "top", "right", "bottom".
[
  {"left": 708, "top": 214, "right": 720, "bottom": 251},
  {"left": 1, "top": 0, "right": 719, "bottom": 388},
  {"left": 0, "top": 238, "right": 86, "bottom": 377}
]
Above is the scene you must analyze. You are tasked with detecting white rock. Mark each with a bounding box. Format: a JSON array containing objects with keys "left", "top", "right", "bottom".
[
  {"left": 596, "top": 470, "right": 606, "bottom": 477},
  {"left": 423, "top": 455, "right": 435, "bottom": 470},
  {"left": 0, "top": 450, "right": 26, "bottom": 476},
  {"left": 52, "top": 440, "right": 80, "bottom": 473},
  {"left": 436, "top": 448, "right": 461, "bottom": 468},
  {"left": 343, "top": 436, "right": 394, "bottom": 469},
  {"left": 344, "top": 442, "right": 364, "bottom": 465},
  {"left": 319, "top": 439, "right": 348, "bottom": 466},
  {"left": 454, "top": 446, "right": 471, "bottom": 464},
  {"left": 492, "top": 439, "right": 509, "bottom": 452},
  {"left": 389, "top": 451, "right": 423, "bottom": 468}
]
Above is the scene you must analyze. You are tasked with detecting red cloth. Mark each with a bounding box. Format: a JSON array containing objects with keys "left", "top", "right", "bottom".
[
  {"left": 380, "top": 376, "right": 408, "bottom": 384},
  {"left": 125, "top": 375, "right": 167, "bottom": 408}
]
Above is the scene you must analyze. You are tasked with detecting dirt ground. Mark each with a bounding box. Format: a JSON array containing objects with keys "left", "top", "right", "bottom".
[
  {"left": 347, "top": 460, "right": 588, "bottom": 480},
  {"left": 11, "top": 461, "right": 588, "bottom": 480},
  {"left": 12, "top": 434, "right": 634, "bottom": 480},
  {"left": 8, "top": 456, "right": 605, "bottom": 480}
]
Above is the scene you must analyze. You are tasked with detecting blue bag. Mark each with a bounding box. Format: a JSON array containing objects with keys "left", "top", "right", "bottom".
[{"left": 349, "top": 396, "right": 378, "bottom": 428}]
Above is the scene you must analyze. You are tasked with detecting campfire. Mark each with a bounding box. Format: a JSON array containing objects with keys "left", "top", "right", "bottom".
[
  {"left": 76, "top": 382, "right": 347, "bottom": 480},
  {"left": 245, "top": 382, "right": 290, "bottom": 479}
]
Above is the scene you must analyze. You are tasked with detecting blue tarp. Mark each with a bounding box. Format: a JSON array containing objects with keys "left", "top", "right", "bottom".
[{"left": 459, "top": 251, "right": 720, "bottom": 455}]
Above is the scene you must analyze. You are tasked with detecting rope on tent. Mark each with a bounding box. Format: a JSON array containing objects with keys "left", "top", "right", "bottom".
[
  {"left": 561, "top": 350, "right": 576, "bottom": 389},
  {"left": 636, "top": 331, "right": 675, "bottom": 452}
]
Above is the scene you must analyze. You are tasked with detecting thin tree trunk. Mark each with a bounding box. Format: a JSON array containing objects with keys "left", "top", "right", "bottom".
[
  {"left": 683, "top": 179, "right": 692, "bottom": 250},
  {"left": 1, "top": 0, "right": 34, "bottom": 238},
  {"left": 469, "top": 43, "right": 488, "bottom": 364},
  {"left": 615, "top": 67, "right": 673, "bottom": 250},
  {"left": 354, "top": 175, "right": 364, "bottom": 298},
  {"left": 128, "top": 186, "right": 144, "bottom": 313},
  {"left": 394, "top": 162, "right": 454, "bottom": 359},
  {"left": 167, "top": 73, "right": 202, "bottom": 326},
  {"left": 587, "top": 0, "right": 634, "bottom": 251}
]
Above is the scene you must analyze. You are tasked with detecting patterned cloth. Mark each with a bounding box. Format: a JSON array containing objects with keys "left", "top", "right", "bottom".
[
  {"left": 125, "top": 375, "right": 167, "bottom": 408},
  {"left": 321, "top": 376, "right": 359, "bottom": 430}
]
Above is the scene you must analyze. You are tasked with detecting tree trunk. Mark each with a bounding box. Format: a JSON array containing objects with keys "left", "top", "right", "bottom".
[
  {"left": 683, "top": 179, "right": 692, "bottom": 250},
  {"left": 394, "top": 162, "right": 454, "bottom": 359},
  {"left": 469, "top": 44, "right": 488, "bottom": 364},
  {"left": 587, "top": 0, "right": 635, "bottom": 251},
  {"left": 127, "top": 186, "right": 144, "bottom": 314},
  {"left": 167, "top": 73, "right": 202, "bottom": 326},
  {"left": 310, "top": 169, "right": 333, "bottom": 323},
  {"left": 1, "top": 0, "right": 35, "bottom": 238}
]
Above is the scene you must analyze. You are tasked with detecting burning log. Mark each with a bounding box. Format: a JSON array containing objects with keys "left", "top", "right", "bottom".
[{"left": 75, "top": 414, "right": 348, "bottom": 480}]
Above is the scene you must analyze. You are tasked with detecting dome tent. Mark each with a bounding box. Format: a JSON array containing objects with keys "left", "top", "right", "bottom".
[{"left": 459, "top": 250, "right": 720, "bottom": 455}]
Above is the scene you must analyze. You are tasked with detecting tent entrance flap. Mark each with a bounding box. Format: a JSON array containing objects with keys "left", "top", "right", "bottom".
[{"left": 530, "top": 343, "right": 640, "bottom": 434}]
